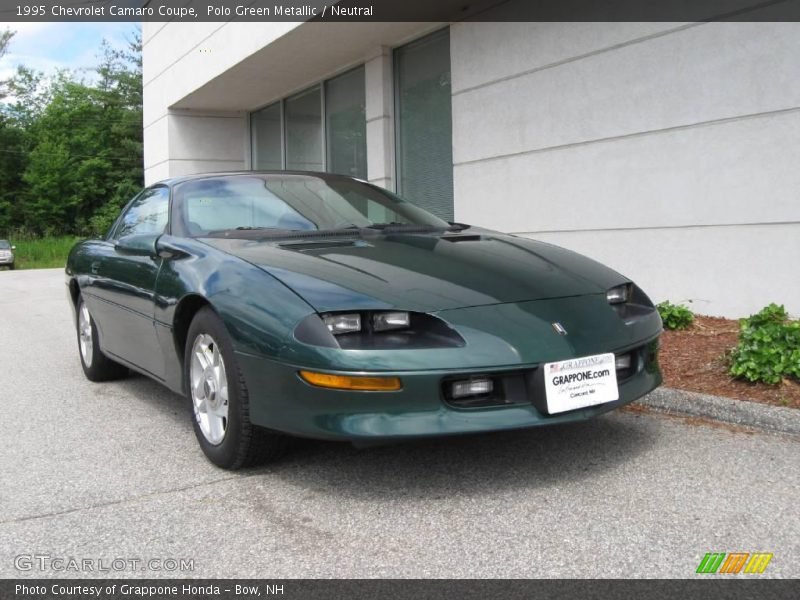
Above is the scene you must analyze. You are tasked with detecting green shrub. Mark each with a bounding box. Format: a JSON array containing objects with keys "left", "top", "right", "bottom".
[
  {"left": 656, "top": 301, "right": 694, "bottom": 330},
  {"left": 728, "top": 304, "right": 800, "bottom": 385}
]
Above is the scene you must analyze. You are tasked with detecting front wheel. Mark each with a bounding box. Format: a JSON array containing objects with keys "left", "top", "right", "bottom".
[
  {"left": 185, "top": 307, "right": 286, "bottom": 469},
  {"left": 76, "top": 296, "right": 128, "bottom": 381}
]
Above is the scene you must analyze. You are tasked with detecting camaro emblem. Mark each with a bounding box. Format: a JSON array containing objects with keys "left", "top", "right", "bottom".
[{"left": 552, "top": 322, "right": 568, "bottom": 336}]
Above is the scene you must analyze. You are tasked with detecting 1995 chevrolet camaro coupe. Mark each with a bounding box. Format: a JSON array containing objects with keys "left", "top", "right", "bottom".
[{"left": 66, "top": 172, "right": 662, "bottom": 469}]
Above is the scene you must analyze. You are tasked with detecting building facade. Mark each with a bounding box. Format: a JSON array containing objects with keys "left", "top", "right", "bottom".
[{"left": 143, "top": 14, "right": 800, "bottom": 318}]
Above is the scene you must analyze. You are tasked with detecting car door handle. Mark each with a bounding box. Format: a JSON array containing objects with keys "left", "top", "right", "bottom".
[{"left": 90, "top": 261, "right": 100, "bottom": 275}]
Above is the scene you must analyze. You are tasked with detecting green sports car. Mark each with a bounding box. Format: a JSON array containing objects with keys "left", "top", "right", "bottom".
[{"left": 66, "top": 172, "right": 662, "bottom": 469}]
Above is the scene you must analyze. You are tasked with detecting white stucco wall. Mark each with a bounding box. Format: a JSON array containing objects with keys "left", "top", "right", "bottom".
[
  {"left": 142, "top": 21, "right": 303, "bottom": 183},
  {"left": 450, "top": 21, "right": 800, "bottom": 317}
]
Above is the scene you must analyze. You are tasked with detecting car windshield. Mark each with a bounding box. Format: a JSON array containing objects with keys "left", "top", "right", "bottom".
[
  {"left": 173, "top": 174, "right": 452, "bottom": 237},
  {"left": 0, "top": 240, "right": 10, "bottom": 249}
]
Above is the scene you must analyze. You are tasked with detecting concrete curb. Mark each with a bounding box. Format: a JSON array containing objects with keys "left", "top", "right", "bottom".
[{"left": 636, "top": 387, "right": 800, "bottom": 436}]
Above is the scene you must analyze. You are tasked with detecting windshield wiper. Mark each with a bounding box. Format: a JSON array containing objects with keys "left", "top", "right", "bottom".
[
  {"left": 202, "top": 222, "right": 471, "bottom": 240},
  {"left": 365, "top": 222, "right": 407, "bottom": 229},
  {"left": 365, "top": 222, "right": 449, "bottom": 231},
  {"left": 366, "top": 222, "right": 470, "bottom": 232},
  {"left": 202, "top": 226, "right": 297, "bottom": 238}
]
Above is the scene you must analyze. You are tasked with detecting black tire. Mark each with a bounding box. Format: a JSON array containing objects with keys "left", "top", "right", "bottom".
[
  {"left": 76, "top": 296, "right": 128, "bottom": 382},
  {"left": 9, "top": 263, "right": 14, "bottom": 270},
  {"left": 184, "top": 307, "right": 287, "bottom": 469}
]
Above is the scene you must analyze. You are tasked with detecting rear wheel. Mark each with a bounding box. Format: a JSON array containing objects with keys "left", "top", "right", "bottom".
[
  {"left": 185, "top": 307, "right": 286, "bottom": 469},
  {"left": 76, "top": 296, "right": 128, "bottom": 381}
]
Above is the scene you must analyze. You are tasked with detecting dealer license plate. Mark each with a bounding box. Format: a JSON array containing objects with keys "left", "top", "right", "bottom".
[{"left": 543, "top": 352, "right": 619, "bottom": 414}]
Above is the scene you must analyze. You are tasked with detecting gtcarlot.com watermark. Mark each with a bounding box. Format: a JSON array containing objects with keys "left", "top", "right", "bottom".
[{"left": 14, "top": 554, "right": 195, "bottom": 573}]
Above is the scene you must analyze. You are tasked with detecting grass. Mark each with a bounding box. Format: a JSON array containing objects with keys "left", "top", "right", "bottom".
[{"left": 1, "top": 236, "right": 82, "bottom": 270}]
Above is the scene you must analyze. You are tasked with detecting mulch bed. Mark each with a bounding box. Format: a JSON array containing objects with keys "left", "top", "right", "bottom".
[{"left": 659, "top": 315, "right": 800, "bottom": 409}]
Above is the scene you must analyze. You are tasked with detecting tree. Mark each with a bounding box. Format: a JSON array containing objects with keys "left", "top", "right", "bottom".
[
  {"left": 0, "top": 26, "right": 144, "bottom": 236},
  {"left": 4, "top": 66, "right": 53, "bottom": 127},
  {"left": 0, "top": 29, "right": 13, "bottom": 101},
  {"left": 0, "top": 29, "right": 25, "bottom": 231}
]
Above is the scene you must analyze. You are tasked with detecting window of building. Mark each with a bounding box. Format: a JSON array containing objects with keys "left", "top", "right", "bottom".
[
  {"left": 250, "top": 66, "right": 366, "bottom": 178},
  {"left": 325, "top": 67, "right": 367, "bottom": 178},
  {"left": 250, "top": 102, "right": 282, "bottom": 170},
  {"left": 285, "top": 86, "right": 323, "bottom": 171},
  {"left": 394, "top": 28, "right": 454, "bottom": 221}
]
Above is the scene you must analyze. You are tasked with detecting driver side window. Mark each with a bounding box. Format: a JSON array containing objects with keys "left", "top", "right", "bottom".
[{"left": 112, "top": 187, "right": 170, "bottom": 240}]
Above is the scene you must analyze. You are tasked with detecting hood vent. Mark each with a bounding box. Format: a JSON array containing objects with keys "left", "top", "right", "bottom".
[
  {"left": 440, "top": 234, "right": 483, "bottom": 242},
  {"left": 279, "top": 240, "right": 362, "bottom": 251}
]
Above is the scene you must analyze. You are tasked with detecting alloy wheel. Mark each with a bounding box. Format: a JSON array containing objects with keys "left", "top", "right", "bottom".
[
  {"left": 78, "top": 302, "right": 94, "bottom": 367},
  {"left": 190, "top": 333, "right": 230, "bottom": 445}
]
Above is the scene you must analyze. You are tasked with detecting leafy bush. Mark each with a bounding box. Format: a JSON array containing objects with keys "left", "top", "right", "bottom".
[
  {"left": 728, "top": 304, "right": 800, "bottom": 385},
  {"left": 656, "top": 301, "right": 694, "bottom": 330}
]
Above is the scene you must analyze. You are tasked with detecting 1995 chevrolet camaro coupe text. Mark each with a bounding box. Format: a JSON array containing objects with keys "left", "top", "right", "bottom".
[{"left": 66, "top": 172, "right": 662, "bottom": 469}]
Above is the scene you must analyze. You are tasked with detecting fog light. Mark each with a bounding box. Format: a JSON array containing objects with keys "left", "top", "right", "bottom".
[
  {"left": 451, "top": 377, "right": 493, "bottom": 399},
  {"left": 322, "top": 313, "right": 361, "bottom": 334},
  {"left": 373, "top": 311, "right": 410, "bottom": 331},
  {"left": 299, "top": 370, "right": 402, "bottom": 391},
  {"left": 615, "top": 354, "right": 632, "bottom": 370}
]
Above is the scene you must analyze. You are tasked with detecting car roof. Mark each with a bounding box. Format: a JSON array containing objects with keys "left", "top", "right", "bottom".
[{"left": 154, "top": 170, "right": 362, "bottom": 188}]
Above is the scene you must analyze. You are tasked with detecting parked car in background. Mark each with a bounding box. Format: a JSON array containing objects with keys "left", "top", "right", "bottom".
[
  {"left": 0, "top": 240, "right": 15, "bottom": 270},
  {"left": 65, "top": 172, "right": 663, "bottom": 469}
]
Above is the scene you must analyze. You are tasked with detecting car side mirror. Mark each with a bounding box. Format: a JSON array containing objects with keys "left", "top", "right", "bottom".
[
  {"left": 11, "top": 246, "right": 15, "bottom": 250},
  {"left": 155, "top": 237, "right": 188, "bottom": 259},
  {"left": 114, "top": 233, "right": 160, "bottom": 257}
]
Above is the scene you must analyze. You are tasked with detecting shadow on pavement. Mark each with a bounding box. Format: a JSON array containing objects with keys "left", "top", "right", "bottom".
[
  {"left": 261, "top": 413, "right": 658, "bottom": 500},
  {"left": 113, "top": 371, "right": 658, "bottom": 500}
]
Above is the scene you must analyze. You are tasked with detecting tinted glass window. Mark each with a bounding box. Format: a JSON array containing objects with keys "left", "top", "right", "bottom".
[
  {"left": 249, "top": 67, "right": 367, "bottom": 179},
  {"left": 395, "top": 29, "right": 454, "bottom": 220},
  {"left": 0, "top": 240, "right": 10, "bottom": 249},
  {"left": 176, "top": 175, "right": 450, "bottom": 236},
  {"left": 112, "top": 187, "right": 170, "bottom": 239},
  {"left": 285, "top": 86, "right": 323, "bottom": 171},
  {"left": 251, "top": 102, "right": 282, "bottom": 170},
  {"left": 325, "top": 67, "right": 366, "bottom": 178}
]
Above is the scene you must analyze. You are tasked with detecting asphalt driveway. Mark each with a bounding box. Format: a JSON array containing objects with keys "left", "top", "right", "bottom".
[{"left": 1, "top": 268, "right": 798, "bottom": 578}]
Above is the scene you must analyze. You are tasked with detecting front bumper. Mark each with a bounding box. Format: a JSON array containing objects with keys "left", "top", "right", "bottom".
[
  {"left": 0, "top": 256, "right": 13, "bottom": 265},
  {"left": 238, "top": 337, "right": 661, "bottom": 441}
]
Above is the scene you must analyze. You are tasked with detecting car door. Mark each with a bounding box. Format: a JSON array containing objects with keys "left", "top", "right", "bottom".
[{"left": 85, "top": 186, "right": 170, "bottom": 380}]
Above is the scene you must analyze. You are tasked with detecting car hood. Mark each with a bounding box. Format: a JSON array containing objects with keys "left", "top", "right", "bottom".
[{"left": 202, "top": 228, "right": 628, "bottom": 313}]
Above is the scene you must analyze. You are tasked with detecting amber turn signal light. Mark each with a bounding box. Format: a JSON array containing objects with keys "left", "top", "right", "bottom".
[{"left": 298, "top": 370, "right": 402, "bottom": 391}]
